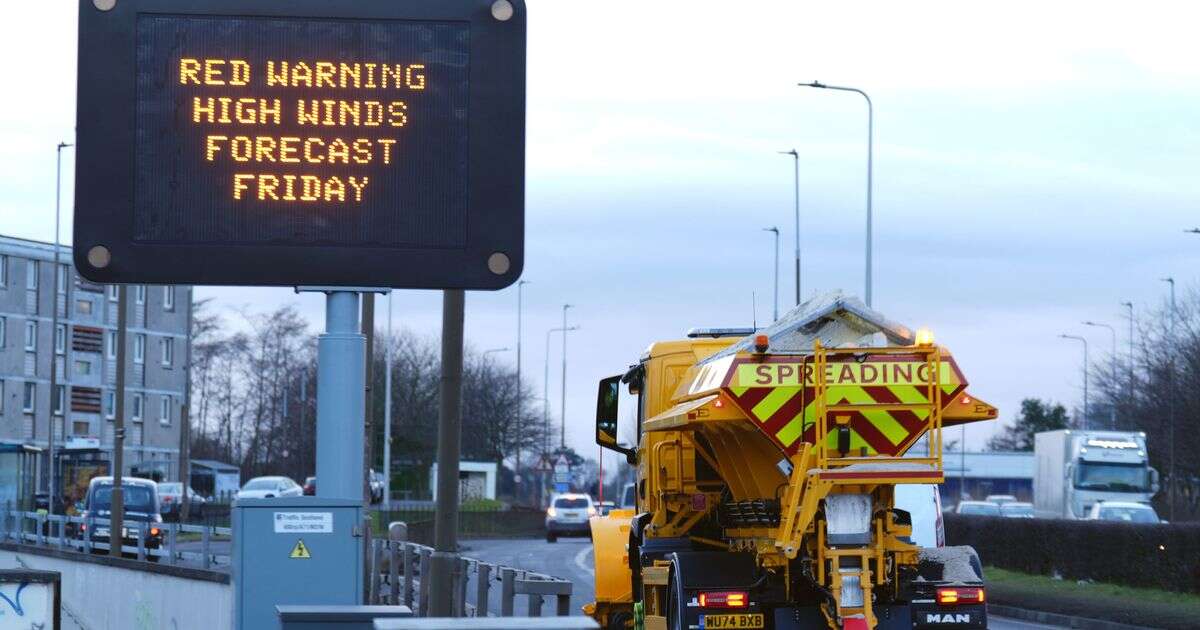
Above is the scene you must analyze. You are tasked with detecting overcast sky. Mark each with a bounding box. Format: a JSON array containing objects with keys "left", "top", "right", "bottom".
[{"left": 3, "top": 1, "right": 1199, "bottom": 456}]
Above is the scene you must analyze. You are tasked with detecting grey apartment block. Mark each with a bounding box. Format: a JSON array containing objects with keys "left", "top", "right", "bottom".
[{"left": 0, "top": 234, "right": 191, "bottom": 489}]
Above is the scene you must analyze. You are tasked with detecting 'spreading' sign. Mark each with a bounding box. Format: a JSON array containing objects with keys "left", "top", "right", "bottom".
[{"left": 76, "top": 0, "right": 525, "bottom": 288}]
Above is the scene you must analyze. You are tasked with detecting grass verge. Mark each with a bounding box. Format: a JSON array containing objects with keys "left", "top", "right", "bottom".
[{"left": 985, "top": 566, "right": 1200, "bottom": 629}]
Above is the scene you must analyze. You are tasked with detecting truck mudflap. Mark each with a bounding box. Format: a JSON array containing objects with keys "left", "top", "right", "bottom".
[
  {"left": 769, "top": 603, "right": 986, "bottom": 630},
  {"left": 909, "top": 602, "right": 986, "bottom": 629}
]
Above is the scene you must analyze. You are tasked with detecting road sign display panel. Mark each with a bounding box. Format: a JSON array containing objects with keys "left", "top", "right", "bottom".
[{"left": 76, "top": 0, "right": 525, "bottom": 288}]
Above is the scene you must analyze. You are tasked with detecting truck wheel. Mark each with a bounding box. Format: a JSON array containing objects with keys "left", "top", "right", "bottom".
[
  {"left": 667, "top": 570, "right": 685, "bottom": 630},
  {"left": 546, "top": 531, "right": 557, "bottom": 543},
  {"left": 607, "top": 611, "right": 632, "bottom": 630}
]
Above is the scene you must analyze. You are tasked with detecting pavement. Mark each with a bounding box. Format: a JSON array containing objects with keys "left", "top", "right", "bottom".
[{"left": 462, "top": 537, "right": 1069, "bottom": 629}]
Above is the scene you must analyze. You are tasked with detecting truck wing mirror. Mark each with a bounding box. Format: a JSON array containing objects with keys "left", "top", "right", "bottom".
[
  {"left": 596, "top": 375, "right": 637, "bottom": 465},
  {"left": 1150, "top": 467, "right": 1161, "bottom": 494}
]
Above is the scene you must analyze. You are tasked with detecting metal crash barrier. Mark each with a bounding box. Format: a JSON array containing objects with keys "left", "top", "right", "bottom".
[
  {"left": 374, "top": 617, "right": 599, "bottom": 630},
  {"left": 367, "top": 540, "right": 574, "bottom": 618},
  {"left": 0, "top": 506, "right": 233, "bottom": 568}
]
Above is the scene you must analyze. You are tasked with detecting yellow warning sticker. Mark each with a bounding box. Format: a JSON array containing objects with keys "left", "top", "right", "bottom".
[{"left": 290, "top": 539, "right": 312, "bottom": 559}]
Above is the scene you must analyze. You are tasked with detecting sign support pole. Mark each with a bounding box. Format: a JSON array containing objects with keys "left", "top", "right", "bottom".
[
  {"left": 315, "top": 291, "right": 365, "bottom": 501},
  {"left": 430, "top": 289, "right": 465, "bottom": 616}
]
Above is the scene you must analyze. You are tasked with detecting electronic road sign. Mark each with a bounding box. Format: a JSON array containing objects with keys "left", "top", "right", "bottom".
[{"left": 75, "top": 0, "right": 525, "bottom": 288}]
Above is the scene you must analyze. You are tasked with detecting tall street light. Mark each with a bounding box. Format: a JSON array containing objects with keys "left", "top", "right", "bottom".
[
  {"left": 778, "top": 149, "right": 800, "bottom": 305},
  {"left": 483, "top": 347, "right": 511, "bottom": 359},
  {"left": 48, "top": 141, "right": 73, "bottom": 517},
  {"left": 799, "top": 81, "right": 874, "bottom": 306},
  {"left": 560, "top": 304, "right": 574, "bottom": 450},
  {"left": 1120, "top": 301, "right": 1134, "bottom": 417},
  {"left": 514, "top": 279, "right": 529, "bottom": 502},
  {"left": 1083, "top": 321, "right": 1117, "bottom": 429},
  {"left": 544, "top": 324, "right": 578, "bottom": 453},
  {"left": 763, "top": 227, "right": 780, "bottom": 321},
  {"left": 1059, "top": 334, "right": 1089, "bottom": 429},
  {"left": 1162, "top": 277, "right": 1176, "bottom": 521}
]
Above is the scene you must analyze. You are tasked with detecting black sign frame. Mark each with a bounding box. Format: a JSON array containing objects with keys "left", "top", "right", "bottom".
[{"left": 75, "top": 0, "right": 525, "bottom": 289}]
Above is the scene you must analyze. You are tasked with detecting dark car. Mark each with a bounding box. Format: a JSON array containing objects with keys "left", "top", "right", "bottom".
[
  {"left": 303, "top": 476, "right": 316, "bottom": 496},
  {"left": 78, "top": 476, "right": 164, "bottom": 558}
]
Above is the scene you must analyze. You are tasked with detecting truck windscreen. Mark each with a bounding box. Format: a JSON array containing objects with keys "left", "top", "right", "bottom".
[{"left": 1074, "top": 462, "right": 1149, "bottom": 492}]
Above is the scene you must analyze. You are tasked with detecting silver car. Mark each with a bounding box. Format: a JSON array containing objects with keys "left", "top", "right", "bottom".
[{"left": 544, "top": 493, "right": 595, "bottom": 542}]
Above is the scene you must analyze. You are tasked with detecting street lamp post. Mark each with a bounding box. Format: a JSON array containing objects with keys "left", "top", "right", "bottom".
[
  {"left": 777, "top": 149, "right": 800, "bottom": 305},
  {"left": 514, "top": 279, "right": 529, "bottom": 503},
  {"left": 544, "top": 325, "right": 578, "bottom": 453},
  {"left": 383, "top": 291, "right": 393, "bottom": 507},
  {"left": 1083, "top": 320, "right": 1118, "bottom": 429},
  {"left": 1162, "top": 277, "right": 1177, "bottom": 520},
  {"left": 799, "top": 81, "right": 873, "bottom": 306},
  {"left": 48, "top": 141, "right": 73, "bottom": 518},
  {"left": 763, "top": 227, "right": 780, "bottom": 321},
  {"left": 1120, "top": 301, "right": 1134, "bottom": 409},
  {"left": 560, "top": 304, "right": 574, "bottom": 450},
  {"left": 1059, "top": 334, "right": 1089, "bottom": 429}
]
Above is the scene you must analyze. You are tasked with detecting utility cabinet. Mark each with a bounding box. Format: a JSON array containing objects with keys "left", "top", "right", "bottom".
[{"left": 233, "top": 497, "right": 364, "bottom": 630}]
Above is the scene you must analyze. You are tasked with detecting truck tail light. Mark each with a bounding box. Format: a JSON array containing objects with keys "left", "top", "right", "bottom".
[
  {"left": 698, "top": 591, "right": 748, "bottom": 608},
  {"left": 936, "top": 587, "right": 985, "bottom": 605}
]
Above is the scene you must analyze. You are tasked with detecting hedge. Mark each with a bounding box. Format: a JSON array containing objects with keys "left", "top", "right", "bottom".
[{"left": 944, "top": 514, "right": 1200, "bottom": 593}]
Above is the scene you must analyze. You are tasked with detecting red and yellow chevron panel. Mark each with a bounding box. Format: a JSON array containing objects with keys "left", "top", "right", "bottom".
[{"left": 719, "top": 353, "right": 967, "bottom": 456}]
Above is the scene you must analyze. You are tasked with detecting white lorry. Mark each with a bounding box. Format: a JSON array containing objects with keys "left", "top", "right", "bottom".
[{"left": 1034, "top": 430, "right": 1159, "bottom": 519}]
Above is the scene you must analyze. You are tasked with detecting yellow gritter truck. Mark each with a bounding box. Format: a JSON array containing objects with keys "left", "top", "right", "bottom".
[{"left": 585, "top": 294, "right": 998, "bottom": 630}]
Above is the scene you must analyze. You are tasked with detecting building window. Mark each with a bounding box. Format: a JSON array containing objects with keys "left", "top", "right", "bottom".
[
  {"left": 105, "top": 332, "right": 116, "bottom": 359},
  {"left": 107, "top": 285, "right": 118, "bottom": 301},
  {"left": 57, "top": 264, "right": 68, "bottom": 295},
  {"left": 0, "top": 380, "right": 5, "bottom": 413},
  {"left": 135, "top": 285, "right": 146, "bottom": 305},
  {"left": 53, "top": 384, "right": 65, "bottom": 416},
  {"left": 163, "top": 286, "right": 175, "bottom": 311},
  {"left": 104, "top": 390, "right": 115, "bottom": 420},
  {"left": 134, "top": 334, "right": 145, "bottom": 364},
  {"left": 162, "top": 337, "right": 174, "bottom": 367},
  {"left": 0, "top": 316, "right": 6, "bottom": 348},
  {"left": 25, "top": 260, "right": 37, "bottom": 290},
  {"left": 159, "top": 395, "right": 171, "bottom": 425},
  {"left": 132, "top": 393, "right": 143, "bottom": 421},
  {"left": 24, "top": 320, "right": 36, "bottom": 351},
  {"left": 74, "top": 360, "right": 91, "bottom": 376},
  {"left": 22, "top": 382, "right": 35, "bottom": 413},
  {"left": 73, "top": 421, "right": 90, "bottom": 436},
  {"left": 55, "top": 324, "right": 66, "bottom": 355},
  {"left": 0, "top": 254, "right": 7, "bottom": 286},
  {"left": 76, "top": 299, "right": 93, "bottom": 315}
]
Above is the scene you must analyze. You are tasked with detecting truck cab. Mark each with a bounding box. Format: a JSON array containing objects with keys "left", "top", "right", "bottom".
[{"left": 1034, "top": 430, "right": 1159, "bottom": 519}]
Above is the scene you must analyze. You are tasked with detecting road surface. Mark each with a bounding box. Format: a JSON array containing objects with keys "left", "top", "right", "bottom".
[{"left": 463, "top": 537, "right": 1067, "bottom": 630}]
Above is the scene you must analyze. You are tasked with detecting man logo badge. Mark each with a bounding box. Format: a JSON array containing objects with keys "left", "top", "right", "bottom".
[{"left": 925, "top": 613, "right": 972, "bottom": 623}]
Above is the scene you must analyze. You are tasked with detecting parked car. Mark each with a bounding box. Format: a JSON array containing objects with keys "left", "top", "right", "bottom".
[
  {"left": 78, "top": 476, "right": 163, "bottom": 558},
  {"left": 597, "top": 500, "right": 616, "bottom": 516},
  {"left": 369, "top": 469, "right": 385, "bottom": 504},
  {"left": 999, "top": 502, "right": 1035, "bottom": 518},
  {"left": 984, "top": 494, "right": 1018, "bottom": 505},
  {"left": 544, "top": 493, "right": 595, "bottom": 542},
  {"left": 955, "top": 500, "right": 1002, "bottom": 516},
  {"left": 1085, "top": 500, "right": 1161, "bottom": 524},
  {"left": 236, "top": 476, "right": 303, "bottom": 500},
  {"left": 303, "top": 476, "right": 317, "bottom": 496},
  {"left": 157, "top": 482, "right": 206, "bottom": 520}
]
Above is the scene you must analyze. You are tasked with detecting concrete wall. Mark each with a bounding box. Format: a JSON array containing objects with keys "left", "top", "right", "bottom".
[{"left": 0, "top": 546, "right": 232, "bottom": 630}]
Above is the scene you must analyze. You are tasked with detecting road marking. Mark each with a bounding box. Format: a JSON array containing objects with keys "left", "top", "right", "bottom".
[{"left": 574, "top": 545, "right": 594, "bottom": 575}]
